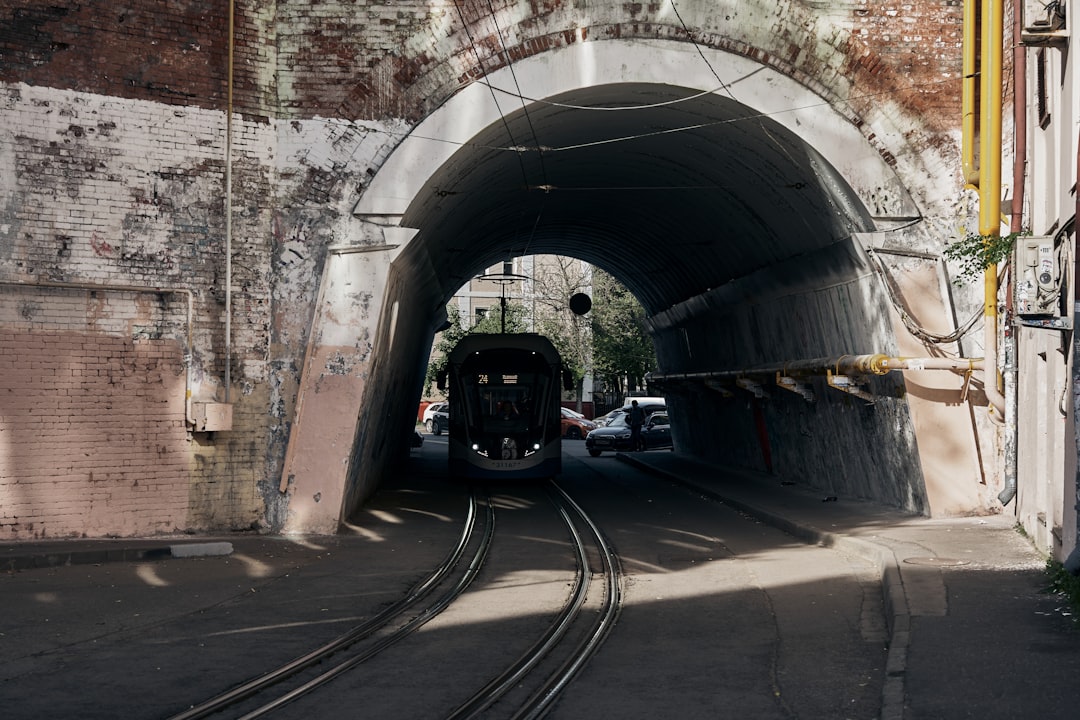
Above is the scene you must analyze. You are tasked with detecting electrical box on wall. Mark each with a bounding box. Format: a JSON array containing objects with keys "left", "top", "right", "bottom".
[
  {"left": 1016, "top": 235, "right": 1071, "bottom": 328},
  {"left": 191, "top": 402, "right": 233, "bottom": 432},
  {"left": 1022, "top": 0, "right": 1068, "bottom": 46}
]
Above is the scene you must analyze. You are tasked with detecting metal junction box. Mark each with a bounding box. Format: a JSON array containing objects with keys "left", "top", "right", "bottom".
[{"left": 190, "top": 402, "right": 233, "bottom": 432}]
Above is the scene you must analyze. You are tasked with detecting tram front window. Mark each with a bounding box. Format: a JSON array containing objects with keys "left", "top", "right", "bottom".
[{"left": 458, "top": 363, "right": 553, "bottom": 459}]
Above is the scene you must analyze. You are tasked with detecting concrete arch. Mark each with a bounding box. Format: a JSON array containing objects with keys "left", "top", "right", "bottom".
[
  {"left": 280, "top": 40, "right": 985, "bottom": 535},
  {"left": 355, "top": 39, "right": 922, "bottom": 226}
]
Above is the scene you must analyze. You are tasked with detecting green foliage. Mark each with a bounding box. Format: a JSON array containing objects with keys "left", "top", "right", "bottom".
[
  {"left": 1046, "top": 558, "right": 1080, "bottom": 623},
  {"left": 590, "top": 269, "right": 656, "bottom": 393},
  {"left": 944, "top": 230, "right": 1026, "bottom": 284}
]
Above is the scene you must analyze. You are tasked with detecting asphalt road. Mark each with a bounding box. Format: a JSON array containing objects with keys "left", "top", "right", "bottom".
[{"left": 2, "top": 436, "right": 888, "bottom": 719}]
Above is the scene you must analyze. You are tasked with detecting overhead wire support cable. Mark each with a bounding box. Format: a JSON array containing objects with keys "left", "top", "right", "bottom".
[
  {"left": 452, "top": 0, "right": 529, "bottom": 187},
  {"left": 482, "top": 0, "right": 549, "bottom": 261}
]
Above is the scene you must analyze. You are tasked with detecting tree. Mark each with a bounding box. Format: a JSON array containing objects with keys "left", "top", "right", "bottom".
[
  {"left": 529, "top": 255, "right": 593, "bottom": 410},
  {"left": 424, "top": 300, "right": 528, "bottom": 396},
  {"left": 590, "top": 269, "right": 656, "bottom": 398}
]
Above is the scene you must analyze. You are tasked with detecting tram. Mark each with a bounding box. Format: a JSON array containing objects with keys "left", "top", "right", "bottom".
[{"left": 438, "top": 333, "right": 571, "bottom": 481}]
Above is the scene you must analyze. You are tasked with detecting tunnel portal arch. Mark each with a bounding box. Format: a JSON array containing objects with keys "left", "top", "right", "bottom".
[{"left": 281, "top": 39, "right": 984, "bottom": 535}]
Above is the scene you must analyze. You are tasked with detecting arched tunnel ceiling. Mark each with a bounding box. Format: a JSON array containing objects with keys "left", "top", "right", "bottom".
[{"left": 400, "top": 83, "right": 876, "bottom": 315}]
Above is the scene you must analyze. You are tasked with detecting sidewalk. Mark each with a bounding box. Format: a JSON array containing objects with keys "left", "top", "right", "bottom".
[
  {"left": 618, "top": 450, "right": 1080, "bottom": 720},
  {"left": 0, "top": 536, "right": 239, "bottom": 572}
]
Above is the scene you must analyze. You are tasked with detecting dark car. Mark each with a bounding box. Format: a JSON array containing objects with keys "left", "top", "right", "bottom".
[
  {"left": 639, "top": 411, "right": 671, "bottom": 450},
  {"left": 585, "top": 410, "right": 673, "bottom": 456}
]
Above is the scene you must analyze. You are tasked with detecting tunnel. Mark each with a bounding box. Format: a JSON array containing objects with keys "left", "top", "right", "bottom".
[{"left": 280, "top": 40, "right": 987, "bottom": 534}]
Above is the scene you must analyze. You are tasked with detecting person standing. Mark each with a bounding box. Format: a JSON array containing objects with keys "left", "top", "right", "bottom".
[{"left": 628, "top": 399, "right": 646, "bottom": 451}]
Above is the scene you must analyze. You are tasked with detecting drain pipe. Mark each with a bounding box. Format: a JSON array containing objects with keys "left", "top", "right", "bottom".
[
  {"left": 999, "top": 1, "right": 1026, "bottom": 507},
  {"left": 980, "top": 0, "right": 1007, "bottom": 423},
  {"left": 1069, "top": 112, "right": 1080, "bottom": 570},
  {"left": 223, "top": 0, "right": 234, "bottom": 403}
]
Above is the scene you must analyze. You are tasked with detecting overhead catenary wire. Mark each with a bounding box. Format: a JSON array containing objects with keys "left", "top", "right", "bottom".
[
  {"left": 669, "top": 0, "right": 737, "bottom": 100},
  {"left": 452, "top": 0, "right": 548, "bottom": 264},
  {"left": 451, "top": 0, "right": 531, "bottom": 189},
  {"left": 346, "top": 75, "right": 960, "bottom": 158}
]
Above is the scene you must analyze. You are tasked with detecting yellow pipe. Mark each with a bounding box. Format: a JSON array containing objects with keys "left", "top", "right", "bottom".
[
  {"left": 979, "top": 0, "right": 1006, "bottom": 420},
  {"left": 961, "top": 0, "right": 979, "bottom": 187}
]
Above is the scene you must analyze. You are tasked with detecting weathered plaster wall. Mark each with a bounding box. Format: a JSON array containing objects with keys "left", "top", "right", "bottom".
[
  {"left": 0, "top": 0, "right": 985, "bottom": 537},
  {"left": 0, "top": 0, "right": 283, "bottom": 539}
]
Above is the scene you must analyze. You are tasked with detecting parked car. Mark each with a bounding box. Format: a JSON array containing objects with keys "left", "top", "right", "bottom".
[
  {"left": 585, "top": 410, "right": 672, "bottom": 456},
  {"left": 561, "top": 406, "right": 598, "bottom": 440},
  {"left": 639, "top": 411, "right": 671, "bottom": 450},
  {"left": 422, "top": 401, "right": 448, "bottom": 424},
  {"left": 423, "top": 401, "right": 449, "bottom": 434}
]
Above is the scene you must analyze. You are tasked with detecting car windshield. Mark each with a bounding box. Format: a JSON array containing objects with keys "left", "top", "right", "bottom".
[{"left": 601, "top": 412, "right": 628, "bottom": 427}]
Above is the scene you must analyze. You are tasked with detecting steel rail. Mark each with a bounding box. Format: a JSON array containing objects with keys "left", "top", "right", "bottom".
[
  {"left": 233, "top": 493, "right": 496, "bottom": 719},
  {"left": 166, "top": 489, "right": 488, "bottom": 720},
  {"left": 511, "top": 481, "right": 623, "bottom": 720},
  {"left": 443, "top": 484, "right": 593, "bottom": 720}
]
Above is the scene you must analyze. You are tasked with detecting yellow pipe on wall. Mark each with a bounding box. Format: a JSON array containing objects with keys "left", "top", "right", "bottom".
[{"left": 979, "top": 0, "right": 1006, "bottom": 420}]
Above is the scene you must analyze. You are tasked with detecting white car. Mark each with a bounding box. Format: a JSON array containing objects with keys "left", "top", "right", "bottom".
[{"left": 423, "top": 401, "right": 449, "bottom": 434}]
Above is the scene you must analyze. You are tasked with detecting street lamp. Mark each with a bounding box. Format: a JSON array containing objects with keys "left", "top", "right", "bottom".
[{"left": 477, "top": 262, "right": 529, "bottom": 334}]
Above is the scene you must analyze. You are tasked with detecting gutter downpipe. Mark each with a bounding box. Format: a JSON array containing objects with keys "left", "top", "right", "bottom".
[
  {"left": 999, "top": 1, "right": 1026, "bottom": 506},
  {"left": 1069, "top": 107, "right": 1080, "bottom": 572},
  {"left": 980, "top": 0, "right": 1007, "bottom": 424},
  {"left": 223, "top": 1, "right": 234, "bottom": 404}
]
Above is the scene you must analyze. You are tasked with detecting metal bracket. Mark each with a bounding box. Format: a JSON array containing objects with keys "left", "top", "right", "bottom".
[
  {"left": 827, "top": 371, "right": 876, "bottom": 404},
  {"left": 736, "top": 377, "right": 768, "bottom": 399},
  {"left": 776, "top": 373, "right": 814, "bottom": 402},
  {"left": 704, "top": 379, "right": 734, "bottom": 398}
]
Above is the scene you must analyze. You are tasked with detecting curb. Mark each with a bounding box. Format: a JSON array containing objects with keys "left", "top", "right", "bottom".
[
  {"left": 1, "top": 541, "right": 234, "bottom": 572},
  {"left": 617, "top": 452, "right": 909, "bottom": 720}
]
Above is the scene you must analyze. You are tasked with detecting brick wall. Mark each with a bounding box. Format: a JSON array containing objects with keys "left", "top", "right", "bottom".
[
  {"left": 0, "top": 51, "right": 274, "bottom": 539},
  {"left": 0, "top": 285, "right": 193, "bottom": 538},
  {"left": 0, "top": 0, "right": 970, "bottom": 537}
]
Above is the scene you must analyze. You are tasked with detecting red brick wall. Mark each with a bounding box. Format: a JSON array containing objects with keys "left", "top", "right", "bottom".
[
  {"left": 0, "top": 0, "right": 274, "bottom": 118},
  {"left": 0, "top": 327, "right": 191, "bottom": 539}
]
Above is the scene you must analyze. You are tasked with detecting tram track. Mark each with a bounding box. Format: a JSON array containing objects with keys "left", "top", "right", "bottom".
[
  {"left": 166, "top": 479, "right": 621, "bottom": 720},
  {"left": 166, "top": 488, "right": 493, "bottom": 720},
  {"left": 445, "top": 481, "right": 622, "bottom": 720}
]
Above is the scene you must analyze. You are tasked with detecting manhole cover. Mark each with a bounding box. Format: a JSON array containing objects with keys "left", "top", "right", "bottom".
[{"left": 903, "top": 557, "right": 970, "bottom": 567}]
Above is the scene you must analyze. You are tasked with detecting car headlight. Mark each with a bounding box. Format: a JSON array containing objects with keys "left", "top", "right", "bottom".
[{"left": 616, "top": 431, "right": 630, "bottom": 439}]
